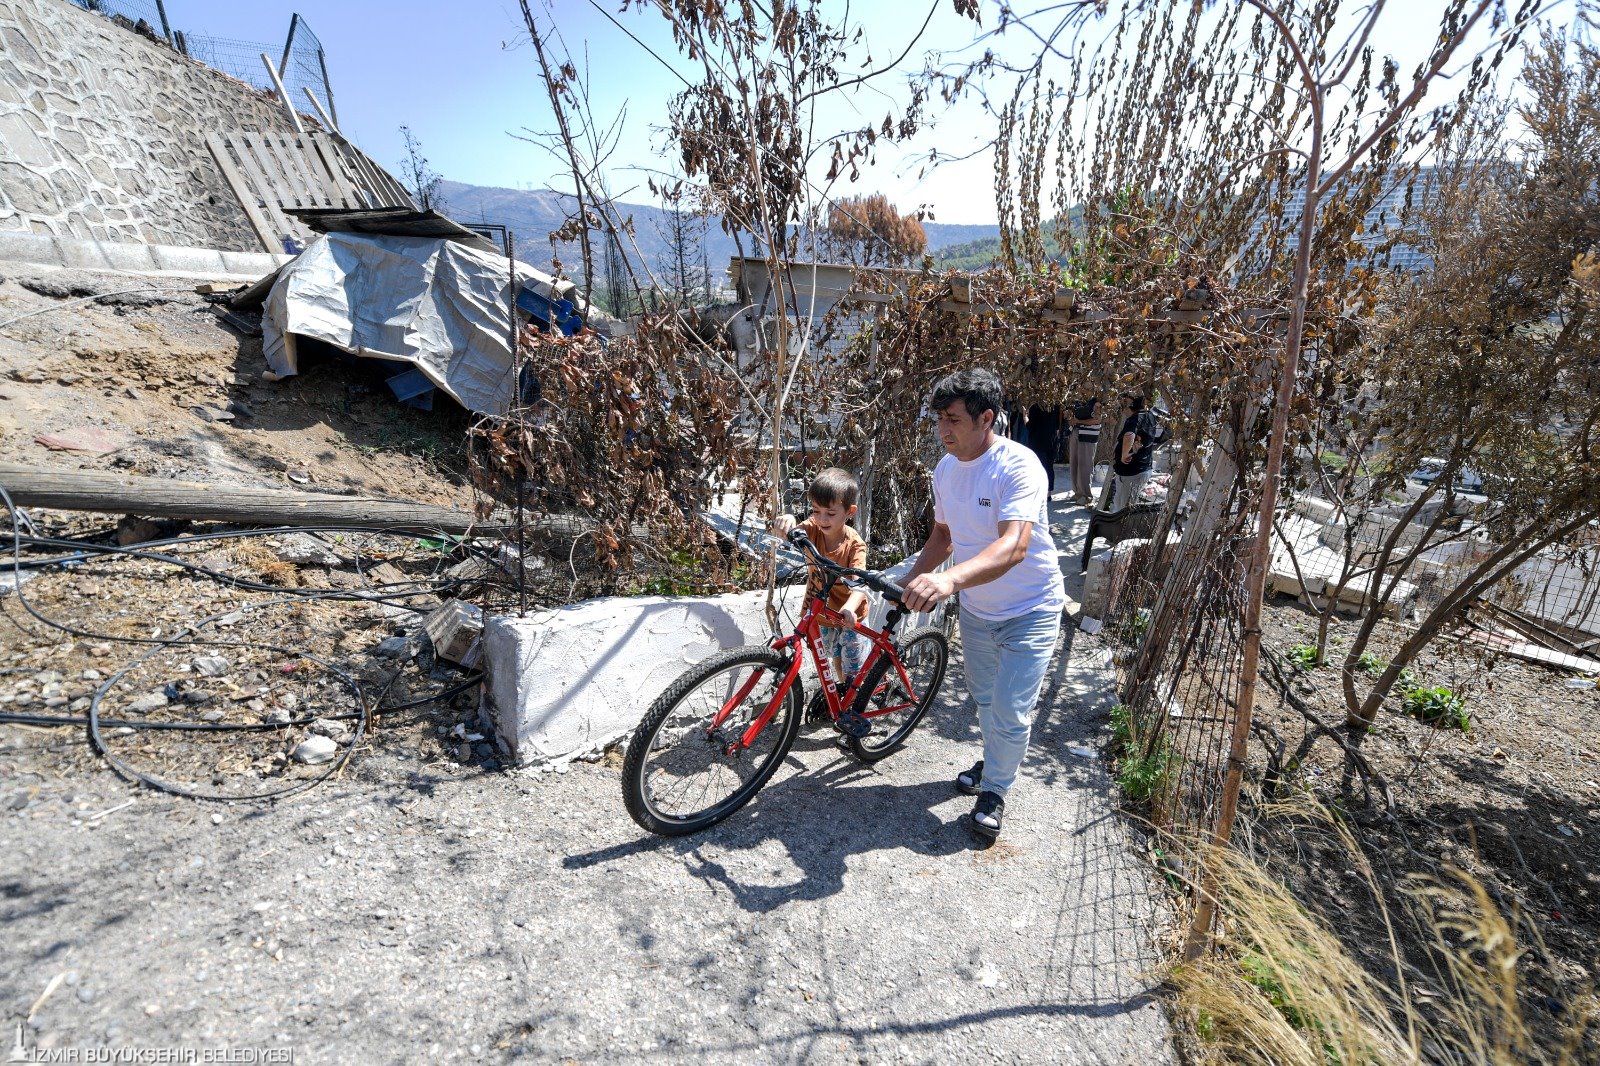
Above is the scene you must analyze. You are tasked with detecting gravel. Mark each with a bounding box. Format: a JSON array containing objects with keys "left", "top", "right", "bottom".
[{"left": 2, "top": 487, "right": 1175, "bottom": 1063}]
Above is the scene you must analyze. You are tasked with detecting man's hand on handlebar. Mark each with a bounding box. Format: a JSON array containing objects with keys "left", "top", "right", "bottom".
[{"left": 902, "top": 571, "right": 955, "bottom": 614}]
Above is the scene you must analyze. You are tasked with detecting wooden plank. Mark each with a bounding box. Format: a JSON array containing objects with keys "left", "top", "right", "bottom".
[
  {"left": 231, "top": 133, "right": 306, "bottom": 245},
  {"left": 267, "top": 132, "right": 328, "bottom": 210},
  {"left": 204, "top": 133, "right": 278, "bottom": 253},
  {"left": 347, "top": 144, "right": 410, "bottom": 208},
  {"left": 302, "top": 132, "right": 359, "bottom": 208},
  {"left": 0, "top": 464, "right": 506, "bottom": 535},
  {"left": 343, "top": 139, "right": 416, "bottom": 209},
  {"left": 333, "top": 140, "right": 387, "bottom": 207},
  {"left": 231, "top": 133, "right": 292, "bottom": 210},
  {"left": 256, "top": 133, "right": 311, "bottom": 209}
]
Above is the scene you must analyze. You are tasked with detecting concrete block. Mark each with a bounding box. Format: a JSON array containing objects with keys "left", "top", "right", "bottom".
[
  {"left": 50, "top": 234, "right": 112, "bottom": 270},
  {"left": 98, "top": 240, "right": 160, "bottom": 273},
  {"left": 422, "top": 598, "right": 483, "bottom": 666},
  {"left": 1292, "top": 496, "right": 1337, "bottom": 523},
  {"left": 1082, "top": 538, "right": 1146, "bottom": 620},
  {"left": 220, "top": 249, "right": 291, "bottom": 276},
  {"left": 483, "top": 586, "right": 807, "bottom": 767},
  {"left": 150, "top": 243, "right": 228, "bottom": 274},
  {"left": 481, "top": 547, "right": 950, "bottom": 768},
  {"left": 0, "top": 228, "right": 57, "bottom": 265}
]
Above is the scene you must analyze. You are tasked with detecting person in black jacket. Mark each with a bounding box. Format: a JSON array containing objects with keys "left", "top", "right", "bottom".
[
  {"left": 1111, "top": 394, "right": 1163, "bottom": 510},
  {"left": 1022, "top": 403, "right": 1062, "bottom": 494}
]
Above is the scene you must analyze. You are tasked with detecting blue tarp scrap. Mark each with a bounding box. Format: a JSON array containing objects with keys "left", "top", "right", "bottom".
[
  {"left": 517, "top": 285, "right": 585, "bottom": 336},
  {"left": 385, "top": 367, "right": 435, "bottom": 411}
]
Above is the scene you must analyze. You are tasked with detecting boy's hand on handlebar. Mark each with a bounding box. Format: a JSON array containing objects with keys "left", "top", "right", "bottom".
[
  {"left": 770, "top": 514, "right": 797, "bottom": 538},
  {"left": 902, "top": 571, "right": 955, "bottom": 613}
]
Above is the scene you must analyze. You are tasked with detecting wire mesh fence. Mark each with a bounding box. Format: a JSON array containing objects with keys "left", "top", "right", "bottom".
[
  {"left": 178, "top": 15, "right": 335, "bottom": 126},
  {"left": 68, "top": 3, "right": 336, "bottom": 130},
  {"left": 67, "top": 0, "right": 171, "bottom": 40}
]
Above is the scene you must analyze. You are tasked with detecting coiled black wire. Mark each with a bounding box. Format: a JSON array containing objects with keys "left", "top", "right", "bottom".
[{"left": 0, "top": 483, "right": 492, "bottom": 800}]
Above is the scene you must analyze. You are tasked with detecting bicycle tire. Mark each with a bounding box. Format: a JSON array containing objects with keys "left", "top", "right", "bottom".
[
  {"left": 846, "top": 627, "right": 949, "bottom": 763},
  {"left": 621, "top": 645, "right": 802, "bottom": 836}
]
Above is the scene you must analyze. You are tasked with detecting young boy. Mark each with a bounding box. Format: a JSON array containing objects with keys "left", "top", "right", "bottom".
[{"left": 770, "top": 467, "right": 870, "bottom": 690}]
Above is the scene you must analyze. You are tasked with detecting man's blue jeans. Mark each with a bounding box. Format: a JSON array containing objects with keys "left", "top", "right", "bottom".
[{"left": 959, "top": 606, "right": 1061, "bottom": 798}]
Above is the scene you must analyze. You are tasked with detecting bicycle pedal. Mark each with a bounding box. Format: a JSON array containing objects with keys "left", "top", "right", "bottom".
[{"left": 834, "top": 712, "right": 871, "bottom": 739}]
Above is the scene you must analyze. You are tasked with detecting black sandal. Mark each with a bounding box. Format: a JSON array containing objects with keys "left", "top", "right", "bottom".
[
  {"left": 970, "top": 790, "right": 1005, "bottom": 840},
  {"left": 955, "top": 760, "right": 984, "bottom": 795}
]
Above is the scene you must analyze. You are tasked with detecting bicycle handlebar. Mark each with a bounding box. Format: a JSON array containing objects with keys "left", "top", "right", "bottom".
[{"left": 786, "top": 528, "right": 907, "bottom": 604}]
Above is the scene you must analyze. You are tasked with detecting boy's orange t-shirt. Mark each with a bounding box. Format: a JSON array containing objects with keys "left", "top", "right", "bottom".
[{"left": 797, "top": 518, "right": 868, "bottom": 620}]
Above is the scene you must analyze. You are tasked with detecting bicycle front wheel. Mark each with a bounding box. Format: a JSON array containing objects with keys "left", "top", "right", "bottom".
[
  {"left": 621, "top": 646, "right": 802, "bottom": 836},
  {"left": 846, "top": 627, "right": 949, "bottom": 763}
]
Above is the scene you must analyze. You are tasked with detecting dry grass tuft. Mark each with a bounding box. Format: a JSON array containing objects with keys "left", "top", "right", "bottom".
[
  {"left": 1169, "top": 801, "right": 1598, "bottom": 1065},
  {"left": 232, "top": 541, "right": 300, "bottom": 588}
]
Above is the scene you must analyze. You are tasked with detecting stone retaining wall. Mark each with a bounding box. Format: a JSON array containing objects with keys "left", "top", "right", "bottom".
[{"left": 0, "top": 0, "right": 304, "bottom": 251}]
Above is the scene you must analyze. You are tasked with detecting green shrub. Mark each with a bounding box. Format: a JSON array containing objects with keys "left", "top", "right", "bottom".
[
  {"left": 1118, "top": 738, "right": 1178, "bottom": 804},
  {"left": 1287, "top": 644, "right": 1321, "bottom": 670},
  {"left": 1354, "top": 651, "right": 1386, "bottom": 677},
  {"left": 1118, "top": 607, "right": 1151, "bottom": 648},
  {"left": 1109, "top": 702, "right": 1177, "bottom": 803},
  {"left": 1402, "top": 684, "right": 1469, "bottom": 731}
]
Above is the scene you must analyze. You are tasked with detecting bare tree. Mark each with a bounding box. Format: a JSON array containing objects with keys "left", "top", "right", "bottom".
[{"left": 397, "top": 125, "right": 447, "bottom": 214}]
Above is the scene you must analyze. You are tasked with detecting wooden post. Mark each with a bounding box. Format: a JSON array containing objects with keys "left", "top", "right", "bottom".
[
  {"left": 302, "top": 88, "right": 340, "bottom": 136},
  {"left": 0, "top": 464, "right": 502, "bottom": 535},
  {"left": 855, "top": 304, "right": 885, "bottom": 545},
  {"left": 259, "top": 52, "right": 306, "bottom": 135}
]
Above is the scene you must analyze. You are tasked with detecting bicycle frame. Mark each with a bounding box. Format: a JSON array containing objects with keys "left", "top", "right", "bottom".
[{"left": 709, "top": 582, "right": 921, "bottom": 754}]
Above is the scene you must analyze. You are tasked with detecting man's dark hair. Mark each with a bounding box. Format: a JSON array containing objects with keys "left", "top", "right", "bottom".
[
  {"left": 1126, "top": 393, "right": 1147, "bottom": 412},
  {"left": 808, "top": 466, "right": 859, "bottom": 508},
  {"left": 929, "top": 368, "right": 1004, "bottom": 422}
]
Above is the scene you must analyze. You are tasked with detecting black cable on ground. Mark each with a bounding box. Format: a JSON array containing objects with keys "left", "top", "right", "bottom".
[
  {"left": 0, "top": 486, "right": 494, "bottom": 800},
  {"left": 0, "top": 672, "right": 483, "bottom": 732}
]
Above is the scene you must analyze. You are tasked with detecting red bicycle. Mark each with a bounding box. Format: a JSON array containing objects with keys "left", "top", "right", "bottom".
[{"left": 621, "top": 529, "right": 951, "bottom": 836}]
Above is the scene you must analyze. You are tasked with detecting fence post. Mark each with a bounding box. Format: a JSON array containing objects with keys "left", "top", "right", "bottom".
[
  {"left": 278, "top": 12, "right": 300, "bottom": 79},
  {"left": 153, "top": 0, "right": 173, "bottom": 46},
  {"left": 317, "top": 48, "right": 339, "bottom": 130}
]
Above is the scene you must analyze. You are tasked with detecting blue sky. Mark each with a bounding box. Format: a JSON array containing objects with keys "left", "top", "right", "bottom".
[{"left": 177, "top": 1, "right": 1567, "bottom": 224}]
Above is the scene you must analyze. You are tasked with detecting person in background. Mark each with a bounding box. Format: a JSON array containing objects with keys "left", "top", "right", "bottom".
[
  {"left": 1066, "top": 395, "right": 1101, "bottom": 505},
  {"left": 1111, "top": 394, "right": 1162, "bottom": 510},
  {"left": 1023, "top": 403, "right": 1063, "bottom": 495}
]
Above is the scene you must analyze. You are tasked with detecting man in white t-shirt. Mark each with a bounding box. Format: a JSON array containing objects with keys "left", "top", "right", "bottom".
[{"left": 902, "top": 368, "right": 1065, "bottom": 840}]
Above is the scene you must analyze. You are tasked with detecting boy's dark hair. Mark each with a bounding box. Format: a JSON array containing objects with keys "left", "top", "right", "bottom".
[
  {"left": 929, "top": 368, "right": 1004, "bottom": 422},
  {"left": 808, "top": 467, "right": 859, "bottom": 508}
]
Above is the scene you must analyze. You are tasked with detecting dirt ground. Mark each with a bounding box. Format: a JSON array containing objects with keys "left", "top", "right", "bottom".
[
  {"left": 0, "top": 268, "right": 473, "bottom": 505},
  {"left": 1248, "top": 598, "right": 1599, "bottom": 1053}
]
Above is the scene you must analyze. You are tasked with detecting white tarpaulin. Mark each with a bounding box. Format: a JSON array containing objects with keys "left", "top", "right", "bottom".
[{"left": 262, "top": 232, "right": 564, "bottom": 415}]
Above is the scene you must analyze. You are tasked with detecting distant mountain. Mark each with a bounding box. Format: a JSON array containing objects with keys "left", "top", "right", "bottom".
[{"left": 438, "top": 180, "right": 999, "bottom": 281}]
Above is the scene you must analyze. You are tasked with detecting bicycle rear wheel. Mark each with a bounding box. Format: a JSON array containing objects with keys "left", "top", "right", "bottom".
[
  {"left": 846, "top": 627, "right": 949, "bottom": 763},
  {"left": 622, "top": 646, "right": 802, "bottom": 836}
]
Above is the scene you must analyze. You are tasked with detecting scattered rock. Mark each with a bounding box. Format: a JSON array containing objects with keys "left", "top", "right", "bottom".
[
  {"left": 372, "top": 635, "right": 415, "bottom": 660},
  {"left": 292, "top": 735, "right": 338, "bottom": 765},
  {"left": 272, "top": 533, "right": 342, "bottom": 568},
  {"left": 189, "top": 404, "right": 234, "bottom": 423},
  {"left": 307, "top": 718, "right": 348, "bottom": 739},
  {"left": 286, "top": 470, "right": 310, "bottom": 484},
  {"left": 193, "top": 655, "right": 231, "bottom": 677},
  {"left": 200, "top": 709, "right": 225, "bottom": 722},
  {"left": 35, "top": 426, "right": 127, "bottom": 455},
  {"left": 127, "top": 691, "right": 168, "bottom": 713},
  {"left": 115, "top": 515, "right": 162, "bottom": 546}
]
